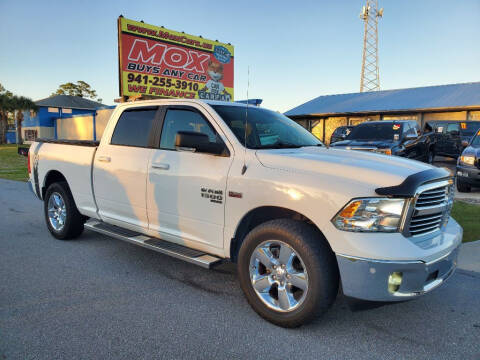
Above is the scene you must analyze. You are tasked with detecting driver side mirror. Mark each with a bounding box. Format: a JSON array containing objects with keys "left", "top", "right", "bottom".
[
  {"left": 175, "top": 131, "right": 226, "bottom": 155},
  {"left": 461, "top": 140, "right": 469, "bottom": 148}
]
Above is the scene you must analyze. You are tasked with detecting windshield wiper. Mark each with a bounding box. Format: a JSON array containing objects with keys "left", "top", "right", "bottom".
[
  {"left": 300, "top": 143, "right": 324, "bottom": 147},
  {"left": 254, "top": 142, "right": 303, "bottom": 149}
]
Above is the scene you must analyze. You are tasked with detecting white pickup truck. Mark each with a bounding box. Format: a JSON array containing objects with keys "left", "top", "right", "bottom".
[{"left": 28, "top": 99, "right": 462, "bottom": 327}]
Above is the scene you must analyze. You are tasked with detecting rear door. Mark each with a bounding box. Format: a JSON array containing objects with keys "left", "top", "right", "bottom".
[
  {"left": 93, "top": 107, "right": 161, "bottom": 229},
  {"left": 146, "top": 105, "right": 233, "bottom": 251}
]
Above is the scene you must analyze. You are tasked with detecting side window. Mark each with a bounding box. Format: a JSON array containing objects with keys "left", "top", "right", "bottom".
[
  {"left": 402, "top": 123, "right": 411, "bottom": 135},
  {"left": 160, "top": 109, "right": 220, "bottom": 150},
  {"left": 111, "top": 108, "right": 157, "bottom": 147},
  {"left": 412, "top": 122, "right": 420, "bottom": 136},
  {"left": 407, "top": 122, "right": 419, "bottom": 136},
  {"left": 446, "top": 123, "right": 460, "bottom": 134}
]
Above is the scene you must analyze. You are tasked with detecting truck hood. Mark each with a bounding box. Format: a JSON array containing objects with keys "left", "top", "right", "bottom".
[
  {"left": 330, "top": 139, "right": 400, "bottom": 149},
  {"left": 255, "top": 146, "right": 433, "bottom": 189}
]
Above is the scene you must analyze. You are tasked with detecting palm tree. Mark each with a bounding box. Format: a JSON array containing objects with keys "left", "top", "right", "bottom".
[
  {"left": 0, "top": 85, "right": 36, "bottom": 144},
  {"left": 14, "top": 96, "right": 37, "bottom": 144}
]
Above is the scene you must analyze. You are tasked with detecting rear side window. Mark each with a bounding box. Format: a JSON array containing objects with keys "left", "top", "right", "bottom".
[
  {"left": 111, "top": 108, "right": 157, "bottom": 147},
  {"left": 159, "top": 109, "right": 218, "bottom": 150}
]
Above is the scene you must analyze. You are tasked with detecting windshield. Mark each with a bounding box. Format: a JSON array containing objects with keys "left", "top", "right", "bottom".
[
  {"left": 333, "top": 127, "right": 352, "bottom": 137},
  {"left": 347, "top": 123, "right": 402, "bottom": 141},
  {"left": 471, "top": 133, "right": 480, "bottom": 146},
  {"left": 212, "top": 105, "right": 323, "bottom": 149}
]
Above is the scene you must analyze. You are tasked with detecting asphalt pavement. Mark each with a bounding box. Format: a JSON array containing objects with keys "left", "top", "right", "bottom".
[{"left": 1, "top": 179, "right": 479, "bottom": 360}]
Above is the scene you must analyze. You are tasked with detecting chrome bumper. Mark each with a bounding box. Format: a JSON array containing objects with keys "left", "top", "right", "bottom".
[{"left": 336, "top": 244, "right": 460, "bottom": 302}]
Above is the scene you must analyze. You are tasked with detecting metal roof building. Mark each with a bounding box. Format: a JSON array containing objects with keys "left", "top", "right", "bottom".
[
  {"left": 285, "top": 82, "right": 480, "bottom": 144},
  {"left": 21, "top": 95, "right": 108, "bottom": 143},
  {"left": 35, "top": 95, "right": 106, "bottom": 110}
]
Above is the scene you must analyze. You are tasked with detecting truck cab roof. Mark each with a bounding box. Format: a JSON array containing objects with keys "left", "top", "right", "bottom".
[{"left": 115, "top": 99, "right": 250, "bottom": 109}]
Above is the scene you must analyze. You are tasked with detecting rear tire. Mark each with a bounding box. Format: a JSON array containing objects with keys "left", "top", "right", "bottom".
[
  {"left": 237, "top": 219, "right": 339, "bottom": 328},
  {"left": 456, "top": 179, "right": 471, "bottom": 193},
  {"left": 44, "top": 181, "right": 86, "bottom": 240}
]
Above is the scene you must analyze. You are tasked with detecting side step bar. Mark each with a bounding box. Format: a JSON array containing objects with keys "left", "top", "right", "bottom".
[{"left": 84, "top": 220, "right": 223, "bottom": 269}]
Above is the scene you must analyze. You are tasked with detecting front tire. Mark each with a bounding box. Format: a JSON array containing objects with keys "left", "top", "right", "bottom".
[
  {"left": 456, "top": 179, "right": 471, "bottom": 193},
  {"left": 44, "top": 181, "right": 86, "bottom": 240},
  {"left": 237, "top": 219, "right": 339, "bottom": 328}
]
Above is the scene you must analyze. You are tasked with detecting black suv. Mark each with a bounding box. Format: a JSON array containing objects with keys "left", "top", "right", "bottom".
[
  {"left": 456, "top": 129, "right": 480, "bottom": 192},
  {"left": 330, "top": 120, "right": 435, "bottom": 163},
  {"left": 428, "top": 121, "right": 480, "bottom": 158}
]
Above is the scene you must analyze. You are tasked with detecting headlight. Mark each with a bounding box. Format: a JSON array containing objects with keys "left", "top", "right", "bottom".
[
  {"left": 333, "top": 198, "right": 406, "bottom": 232},
  {"left": 460, "top": 155, "right": 475, "bottom": 166},
  {"left": 375, "top": 148, "right": 392, "bottom": 155}
]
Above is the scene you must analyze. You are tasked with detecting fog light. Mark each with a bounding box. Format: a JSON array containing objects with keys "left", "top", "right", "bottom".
[{"left": 388, "top": 272, "right": 403, "bottom": 293}]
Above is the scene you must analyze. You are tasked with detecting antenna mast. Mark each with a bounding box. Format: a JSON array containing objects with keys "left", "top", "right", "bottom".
[{"left": 359, "top": 0, "right": 383, "bottom": 92}]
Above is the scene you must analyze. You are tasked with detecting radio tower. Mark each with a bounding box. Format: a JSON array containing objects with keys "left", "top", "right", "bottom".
[{"left": 359, "top": 0, "right": 383, "bottom": 92}]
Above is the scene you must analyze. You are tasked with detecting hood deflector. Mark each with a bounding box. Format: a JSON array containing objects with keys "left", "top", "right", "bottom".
[{"left": 375, "top": 168, "right": 451, "bottom": 197}]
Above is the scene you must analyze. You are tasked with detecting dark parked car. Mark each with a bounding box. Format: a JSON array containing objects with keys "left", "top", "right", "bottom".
[
  {"left": 330, "top": 125, "right": 354, "bottom": 144},
  {"left": 429, "top": 121, "right": 480, "bottom": 158},
  {"left": 456, "top": 129, "right": 480, "bottom": 192},
  {"left": 330, "top": 120, "right": 435, "bottom": 163}
]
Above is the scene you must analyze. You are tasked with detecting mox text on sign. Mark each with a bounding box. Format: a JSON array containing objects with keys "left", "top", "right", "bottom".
[{"left": 118, "top": 16, "right": 234, "bottom": 101}]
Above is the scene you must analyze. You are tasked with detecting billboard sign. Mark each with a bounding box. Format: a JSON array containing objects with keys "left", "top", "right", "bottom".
[{"left": 118, "top": 17, "right": 234, "bottom": 101}]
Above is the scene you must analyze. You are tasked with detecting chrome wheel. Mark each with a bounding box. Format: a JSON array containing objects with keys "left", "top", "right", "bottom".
[
  {"left": 249, "top": 240, "right": 308, "bottom": 312},
  {"left": 47, "top": 192, "right": 67, "bottom": 231}
]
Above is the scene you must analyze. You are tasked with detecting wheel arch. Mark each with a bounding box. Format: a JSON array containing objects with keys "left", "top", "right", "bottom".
[
  {"left": 42, "top": 170, "right": 70, "bottom": 200},
  {"left": 229, "top": 206, "right": 330, "bottom": 262}
]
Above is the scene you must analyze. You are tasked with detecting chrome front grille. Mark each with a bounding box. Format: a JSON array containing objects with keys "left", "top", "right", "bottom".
[
  {"left": 415, "top": 187, "right": 447, "bottom": 208},
  {"left": 409, "top": 212, "right": 444, "bottom": 236},
  {"left": 406, "top": 182, "right": 452, "bottom": 237}
]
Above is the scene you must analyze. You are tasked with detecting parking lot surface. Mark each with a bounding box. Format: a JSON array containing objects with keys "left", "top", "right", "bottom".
[{"left": 1, "top": 179, "right": 479, "bottom": 360}]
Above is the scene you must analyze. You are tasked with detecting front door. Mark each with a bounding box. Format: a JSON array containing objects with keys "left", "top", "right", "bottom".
[
  {"left": 146, "top": 106, "right": 233, "bottom": 251},
  {"left": 444, "top": 123, "right": 461, "bottom": 157},
  {"left": 402, "top": 123, "right": 418, "bottom": 159}
]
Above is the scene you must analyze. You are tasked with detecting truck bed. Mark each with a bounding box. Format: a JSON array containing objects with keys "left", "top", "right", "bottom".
[{"left": 31, "top": 140, "right": 99, "bottom": 218}]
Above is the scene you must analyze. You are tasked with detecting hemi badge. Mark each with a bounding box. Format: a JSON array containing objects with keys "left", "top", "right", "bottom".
[{"left": 228, "top": 191, "right": 242, "bottom": 198}]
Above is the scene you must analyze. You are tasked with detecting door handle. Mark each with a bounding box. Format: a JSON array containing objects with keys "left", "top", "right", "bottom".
[
  {"left": 98, "top": 156, "right": 111, "bottom": 163},
  {"left": 151, "top": 162, "right": 170, "bottom": 170}
]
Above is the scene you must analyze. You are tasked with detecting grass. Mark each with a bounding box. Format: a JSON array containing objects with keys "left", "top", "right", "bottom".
[
  {"left": 0, "top": 143, "right": 478, "bottom": 241},
  {"left": 0, "top": 144, "right": 29, "bottom": 181},
  {"left": 451, "top": 201, "right": 480, "bottom": 243}
]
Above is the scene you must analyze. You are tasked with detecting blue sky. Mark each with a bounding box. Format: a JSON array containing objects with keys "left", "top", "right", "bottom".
[{"left": 1, "top": 0, "right": 479, "bottom": 112}]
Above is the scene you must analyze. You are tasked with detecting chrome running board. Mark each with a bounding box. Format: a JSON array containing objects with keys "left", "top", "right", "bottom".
[{"left": 84, "top": 220, "right": 223, "bottom": 269}]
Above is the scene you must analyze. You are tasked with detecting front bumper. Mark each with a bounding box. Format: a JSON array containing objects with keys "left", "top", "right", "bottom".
[
  {"left": 336, "top": 220, "right": 462, "bottom": 302},
  {"left": 456, "top": 164, "right": 480, "bottom": 186}
]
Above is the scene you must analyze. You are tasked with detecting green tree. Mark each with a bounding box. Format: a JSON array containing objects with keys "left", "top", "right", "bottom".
[
  {"left": 0, "top": 84, "right": 37, "bottom": 144},
  {"left": 52, "top": 81, "right": 102, "bottom": 102}
]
